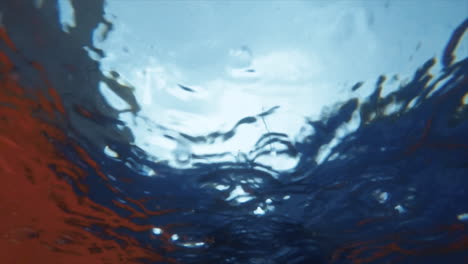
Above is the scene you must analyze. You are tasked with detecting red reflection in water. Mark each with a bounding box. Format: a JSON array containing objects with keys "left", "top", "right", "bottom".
[
  {"left": 0, "top": 28, "right": 176, "bottom": 263},
  {"left": 331, "top": 218, "right": 468, "bottom": 264}
]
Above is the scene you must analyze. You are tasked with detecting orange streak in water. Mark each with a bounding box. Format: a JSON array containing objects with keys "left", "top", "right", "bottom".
[
  {"left": 0, "top": 28, "right": 177, "bottom": 264},
  {"left": 124, "top": 197, "right": 178, "bottom": 217},
  {"left": 0, "top": 27, "right": 17, "bottom": 51}
]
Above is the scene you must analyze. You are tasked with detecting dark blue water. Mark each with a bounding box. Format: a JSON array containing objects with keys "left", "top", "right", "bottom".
[{"left": 84, "top": 19, "right": 468, "bottom": 264}]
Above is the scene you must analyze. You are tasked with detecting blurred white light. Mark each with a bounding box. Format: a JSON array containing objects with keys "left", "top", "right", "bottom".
[
  {"left": 457, "top": 213, "right": 468, "bottom": 222},
  {"left": 394, "top": 204, "right": 406, "bottom": 214},
  {"left": 104, "top": 145, "right": 119, "bottom": 158},
  {"left": 152, "top": 227, "right": 163, "bottom": 235},
  {"left": 215, "top": 184, "right": 230, "bottom": 191},
  {"left": 253, "top": 206, "right": 265, "bottom": 215}
]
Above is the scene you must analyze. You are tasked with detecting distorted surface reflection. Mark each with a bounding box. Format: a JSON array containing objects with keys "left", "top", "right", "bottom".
[{"left": 0, "top": 1, "right": 467, "bottom": 264}]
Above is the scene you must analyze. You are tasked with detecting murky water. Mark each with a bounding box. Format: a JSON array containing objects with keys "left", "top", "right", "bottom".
[{"left": 0, "top": 1, "right": 467, "bottom": 263}]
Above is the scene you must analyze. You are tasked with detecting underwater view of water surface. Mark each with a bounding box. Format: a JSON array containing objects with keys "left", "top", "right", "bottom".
[{"left": 0, "top": 0, "right": 468, "bottom": 263}]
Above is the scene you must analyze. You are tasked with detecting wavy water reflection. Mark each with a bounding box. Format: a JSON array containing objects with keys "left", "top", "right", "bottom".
[{"left": 0, "top": 1, "right": 467, "bottom": 264}]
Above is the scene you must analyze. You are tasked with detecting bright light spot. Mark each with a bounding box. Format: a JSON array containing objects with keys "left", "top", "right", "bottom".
[
  {"left": 253, "top": 206, "right": 265, "bottom": 215},
  {"left": 373, "top": 189, "right": 389, "bottom": 204},
  {"left": 226, "top": 185, "right": 254, "bottom": 203},
  {"left": 57, "top": 0, "right": 76, "bottom": 33},
  {"left": 152, "top": 227, "right": 163, "bottom": 235},
  {"left": 215, "top": 184, "right": 230, "bottom": 191},
  {"left": 171, "top": 234, "right": 179, "bottom": 241},
  {"left": 283, "top": 195, "right": 290, "bottom": 200},
  {"left": 462, "top": 93, "right": 468, "bottom": 105},
  {"left": 378, "top": 192, "right": 389, "bottom": 204},
  {"left": 315, "top": 137, "right": 341, "bottom": 165},
  {"left": 253, "top": 178, "right": 263, "bottom": 184},
  {"left": 328, "top": 152, "right": 341, "bottom": 161},
  {"left": 83, "top": 46, "right": 102, "bottom": 61},
  {"left": 236, "top": 196, "right": 254, "bottom": 203},
  {"left": 315, "top": 106, "right": 361, "bottom": 165},
  {"left": 144, "top": 167, "right": 156, "bottom": 177},
  {"left": 265, "top": 198, "right": 272, "bottom": 204},
  {"left": 457, "top": 213, "right": 468, "bottom": 222},
  {"left": 254, "top": 152, "right": 299, "bottom": 171},
  {"left": 226, "top": 185, "right": 247, "bottom": 200},
  {"left": 104, "top": 145, "right": 119, "bottom": 158},
  {"left": 426, "top": 77, "right": 452, "bottom": 98},
  {"left": 384, "top": 102, "right": 403, "bottom": 116},
  {"left": 406, "top": 97, "right": 419, "bottom": 110},
  {"left": 99, "top": 81, "right": 131, "bottom": 111},
  {"left": 394, "top": 204, "right": 406, "bottom": 214},
  {"left": 180, "top": 242, "right": 205, "bottom": 248}
]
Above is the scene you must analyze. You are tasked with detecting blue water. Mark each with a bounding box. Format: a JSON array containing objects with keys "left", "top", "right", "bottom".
[
  {"left": 77, "top": 19, "right": 468, "bottom": 263},
  {"left": 1, "top": 1, "right": 467, "bottom": 263}
]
